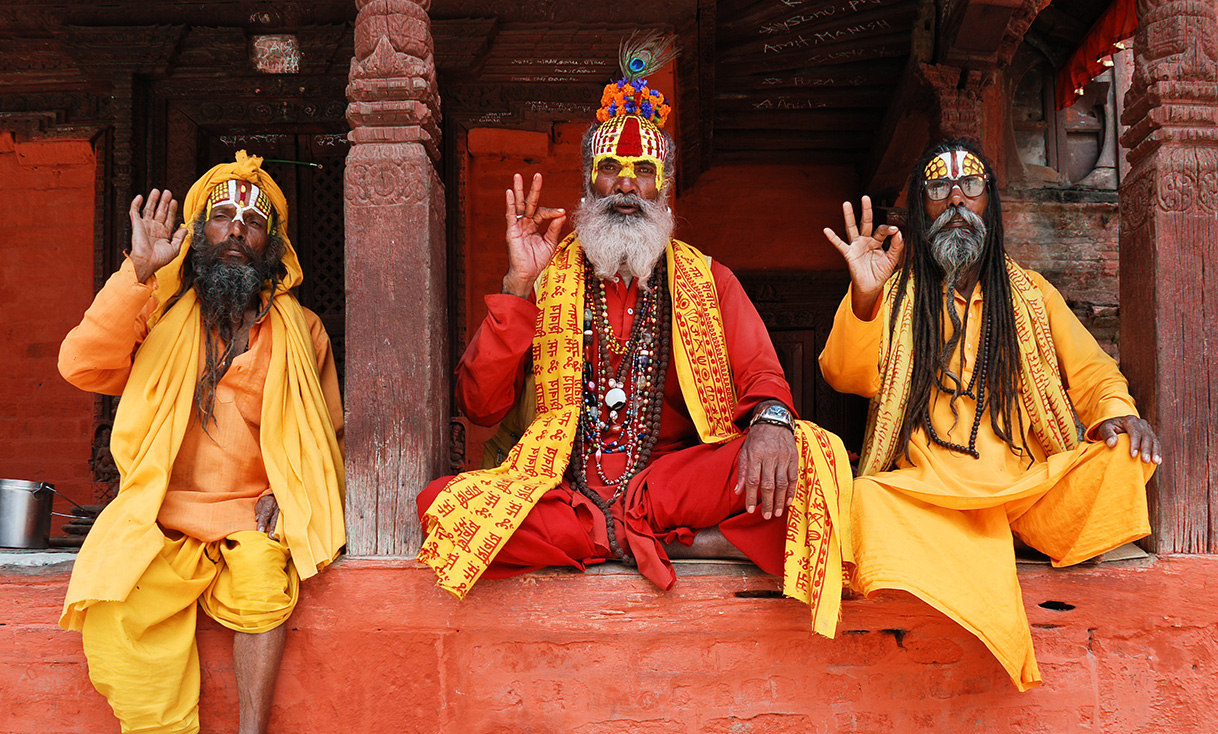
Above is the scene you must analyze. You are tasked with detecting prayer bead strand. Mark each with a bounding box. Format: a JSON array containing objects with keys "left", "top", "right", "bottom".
[
  {"left": 923, "top": 313, "right": 992, "bottom": 459},
  {"left": 572, "top": 258, "right": 671, "bottom": 563}
]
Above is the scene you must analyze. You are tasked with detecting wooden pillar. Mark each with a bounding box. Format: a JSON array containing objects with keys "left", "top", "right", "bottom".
[
  {"left": 1119, "top": 0, "right": 1218, "bottom": 553},
  {"left": 344, "top": 0, "right": 447, "bottom": 556}
]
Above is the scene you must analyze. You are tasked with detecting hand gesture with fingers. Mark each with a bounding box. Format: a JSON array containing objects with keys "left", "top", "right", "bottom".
[
  {"left": 129, "top": 189, "right": 187, "bottom": 284},
  {"left": 822, "top": 195, "right": 904, "bottom": 318},
  {"left": 502, "top": 173, "right": 568, "bottom": 298}
]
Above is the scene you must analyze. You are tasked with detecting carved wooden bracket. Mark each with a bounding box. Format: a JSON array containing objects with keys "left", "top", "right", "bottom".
[{"left": 347, "top": 0, "right": 441, "bottom": 160}]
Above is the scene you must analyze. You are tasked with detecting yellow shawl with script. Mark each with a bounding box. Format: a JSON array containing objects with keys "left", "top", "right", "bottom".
[
  {"left": 61, "top": 152, "right": 344, "bottom": 631},
  {"left": 420, "top": 236, "right": 852, "bottom": 637},
  {"left": 859, "top": 256, "right": 1079, "bottom": 476}
]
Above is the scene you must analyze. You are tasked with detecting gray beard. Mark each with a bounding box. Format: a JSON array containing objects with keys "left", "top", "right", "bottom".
[
  {"left": 573, "top": 191, "right": 674, "bottom": 287},
  {"left": 926, "top": 204, "right": 987, "bottom": 288}
]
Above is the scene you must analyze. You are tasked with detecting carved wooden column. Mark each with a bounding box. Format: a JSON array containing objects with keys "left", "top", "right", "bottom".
[
  {"left": 345, "top": 0, "right": 447, "bottom": 556},
  {"left": 1119, "top": 0, "right": 1218, "bottom": 553}
]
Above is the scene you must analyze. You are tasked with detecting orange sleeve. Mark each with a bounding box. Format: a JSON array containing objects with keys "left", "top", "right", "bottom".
[
  {"left": 58, "top": 257, "right": 159, "bottom": 396},
  {"left": 303, "top": 308, "right": 345, "bottom": 455},
  {"left": 1031, "top": 272, "right": 1139, "bottom": 438},
  {"left": 819, "top": 285, "right": 884, "bottom": 398}
]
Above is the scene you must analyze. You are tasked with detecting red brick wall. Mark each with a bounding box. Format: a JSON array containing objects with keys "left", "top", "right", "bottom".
[
  {"left": 1004, "top": 194, "right": 1121, "bottom": 358},
  {"left": 0, "top": 134, "right": 97, "bottom": 522}
]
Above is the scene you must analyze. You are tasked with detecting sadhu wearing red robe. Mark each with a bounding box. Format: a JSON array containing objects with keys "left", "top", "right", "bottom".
[
  {"left": 820, "top": 139, "right": 1161, "bottom": 690},
  {"left": 417, "top": 34, "right": 852, "bottom": 636}
]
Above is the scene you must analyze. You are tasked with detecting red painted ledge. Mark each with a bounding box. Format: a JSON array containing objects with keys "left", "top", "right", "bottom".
[{"left": 3, "top": 554, "right": 1216, "bottom": 733}]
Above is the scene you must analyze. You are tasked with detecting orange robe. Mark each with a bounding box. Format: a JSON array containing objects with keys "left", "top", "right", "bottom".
[
  {"left": 59, "top": 258, "right": 343, "bottom": 542},
  {"left": 819, "top": 271, "right": 1152, "bottom": 690}
]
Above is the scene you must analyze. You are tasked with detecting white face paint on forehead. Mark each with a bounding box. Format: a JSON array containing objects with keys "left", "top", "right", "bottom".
[{"left": 205, "top": 179, "right": 275, "bottom": 231}]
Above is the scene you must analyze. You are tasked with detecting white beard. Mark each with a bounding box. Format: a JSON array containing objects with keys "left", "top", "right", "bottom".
[{"left": 573, "top": 191, "right": 674, "bottom": 287}]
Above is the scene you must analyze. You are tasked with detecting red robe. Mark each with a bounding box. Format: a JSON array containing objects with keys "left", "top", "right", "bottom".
[{"left": 418, "top": 260, "right": 796, "bottom": 589}]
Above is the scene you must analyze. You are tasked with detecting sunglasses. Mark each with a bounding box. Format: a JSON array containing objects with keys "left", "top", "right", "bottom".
[{"left": 925, "top": 174, "right": 988, "bottom": 201}]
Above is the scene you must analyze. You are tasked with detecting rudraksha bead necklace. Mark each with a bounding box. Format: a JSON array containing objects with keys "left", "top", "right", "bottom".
[
  {"left": 923, "top": 312, "right": 992, "bottom": 459},
  {"left": 571, "top": 259, "right": 671, "bottom": 563}
]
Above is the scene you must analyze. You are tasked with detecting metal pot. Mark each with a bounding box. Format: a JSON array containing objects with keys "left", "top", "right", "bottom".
[{"left": 0, "top": 479, "right": 55, "bottom": 549}]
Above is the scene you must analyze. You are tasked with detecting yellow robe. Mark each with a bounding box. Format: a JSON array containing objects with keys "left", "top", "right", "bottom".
[{"left": 820, "top": 269, "right": 1152, "bottom": 690}]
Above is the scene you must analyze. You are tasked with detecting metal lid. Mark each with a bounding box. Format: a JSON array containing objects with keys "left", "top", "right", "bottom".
[{"left": 0, "top": 479, "right": 50, "bottom": 493}]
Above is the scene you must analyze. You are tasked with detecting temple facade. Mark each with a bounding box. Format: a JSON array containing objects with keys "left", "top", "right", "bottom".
[{"left": 2, "top": 0, "right": 1216, "bottom": 731}]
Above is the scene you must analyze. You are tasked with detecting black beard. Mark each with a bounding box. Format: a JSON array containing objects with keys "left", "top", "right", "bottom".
[{"left": 190, "top": 237, "right": 272, "bottom": 326}]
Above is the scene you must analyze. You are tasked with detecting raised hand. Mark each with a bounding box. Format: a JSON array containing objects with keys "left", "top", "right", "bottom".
[
  {"left": 822, "top": 195, "right": 904, "bottom": 319},
  {"left": 129, "top": 189, "right": 187, "bottom": 284},
  {"left": 501, "top": 173, "right": 568, "bottom": 298}
]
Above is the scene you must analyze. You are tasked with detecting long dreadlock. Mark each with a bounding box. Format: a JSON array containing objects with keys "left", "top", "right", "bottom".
[
  {"left": 891, "top": 138, "right": 1031, "bottom": 462},
  {"left": 163, "top": 208, "right": 287, "bottom": 433}
]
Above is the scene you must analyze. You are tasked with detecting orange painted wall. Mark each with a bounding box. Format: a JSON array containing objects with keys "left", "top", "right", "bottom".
[
  {"left": 4, "top": 555, "right": 1217, "bottom": 732},
  {"left": 0, "top": 134, "right": 97, "bottom": 522}
]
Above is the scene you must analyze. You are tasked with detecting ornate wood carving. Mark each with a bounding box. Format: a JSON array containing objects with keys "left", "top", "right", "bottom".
[
  {"left": 345, "top": 0, "right": 448, "bottom": 556},
  {"left": 1119, "top": 0, "right": 1218, "bottom": 553}
]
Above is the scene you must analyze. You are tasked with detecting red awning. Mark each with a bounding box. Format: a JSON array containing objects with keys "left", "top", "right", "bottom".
[{"left": 1055, "top": 0, "right": 1136, "bottom": 109}]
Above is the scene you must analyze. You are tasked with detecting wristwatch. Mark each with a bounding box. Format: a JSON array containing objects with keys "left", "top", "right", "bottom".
[{"left": 749, "top": 403, "right": 795, "bottom": 433}]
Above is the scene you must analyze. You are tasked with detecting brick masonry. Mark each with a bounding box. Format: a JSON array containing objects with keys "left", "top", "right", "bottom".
[{"left": 1004, "top": 189, "right": 1122, "bottom": 359}]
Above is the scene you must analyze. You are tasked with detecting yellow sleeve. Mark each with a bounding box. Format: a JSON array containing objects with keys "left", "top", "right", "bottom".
[
  {"left": 818, "top": 285, "right": 884, "bottom": 399},
  {"left": 1033, "top": 272, "right": 1138, "bottom": 438},
  {"left": 57, "top": 257, "right": 158, "bottom": 396}
]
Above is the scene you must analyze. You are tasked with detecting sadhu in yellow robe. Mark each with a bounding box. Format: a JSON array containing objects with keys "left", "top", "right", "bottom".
[{"left": 819, "top": 259, "right": 1152, "bottom": 691}]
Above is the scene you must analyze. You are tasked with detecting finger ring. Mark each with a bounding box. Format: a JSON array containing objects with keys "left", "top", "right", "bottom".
[{"left": 516, "top": 214, "right": 525, "bottom": 220}]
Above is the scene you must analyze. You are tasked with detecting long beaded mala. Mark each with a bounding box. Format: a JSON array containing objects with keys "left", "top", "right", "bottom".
[
  {"left": 570, "top": 259, "right": 671, "bottom": 564},
  {"left": 923, "top": 312, "right": 992, "bottom": 459}
]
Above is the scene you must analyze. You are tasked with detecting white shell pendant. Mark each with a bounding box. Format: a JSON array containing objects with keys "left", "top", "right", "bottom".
[{"left": 604, "top": 387, "right": 627, "bottom": 411}]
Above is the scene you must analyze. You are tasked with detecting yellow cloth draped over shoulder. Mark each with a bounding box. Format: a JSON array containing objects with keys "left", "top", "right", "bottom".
[
  {"left": 61, "top": 151, "right": 345, "bottom": 632},
  {"left": 419, "top": 236, "right": 852, "bottom": 637},
  {"left": 859, "top": 256, "right": 1079, "bottom": 477}
]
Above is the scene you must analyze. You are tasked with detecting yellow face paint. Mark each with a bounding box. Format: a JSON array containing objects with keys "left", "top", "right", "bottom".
[
  {"left": 591, "top": 154, "right": 666, "bottom": 189},
  {"left": 924, "top": 150, "right": 987, "bottom": 182}
]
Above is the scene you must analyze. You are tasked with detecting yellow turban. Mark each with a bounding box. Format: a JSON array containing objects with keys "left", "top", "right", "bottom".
[{"left": 151, "top": 150, "right": 303, "bottom": 323}]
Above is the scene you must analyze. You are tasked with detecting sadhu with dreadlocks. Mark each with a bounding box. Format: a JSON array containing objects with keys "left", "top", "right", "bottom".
[
  {"left": 820, "top": 139, "right": 1161, "bottom": 690},
  {"left": 58, "top": 152, "right": 344, "bottom": 733}
]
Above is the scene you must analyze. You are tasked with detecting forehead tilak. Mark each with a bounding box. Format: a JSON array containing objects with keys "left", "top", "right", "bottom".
[
  {"left": 923, "top": 150, "right": 986, "bottom": 180},
  {"left": 206, "top": 179, "right": 274, "bottom": 224}
]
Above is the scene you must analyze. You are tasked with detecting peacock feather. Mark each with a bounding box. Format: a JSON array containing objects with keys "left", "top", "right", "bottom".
[{"left": 618, "top": 30, "right": 678, "bottom": 82}]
